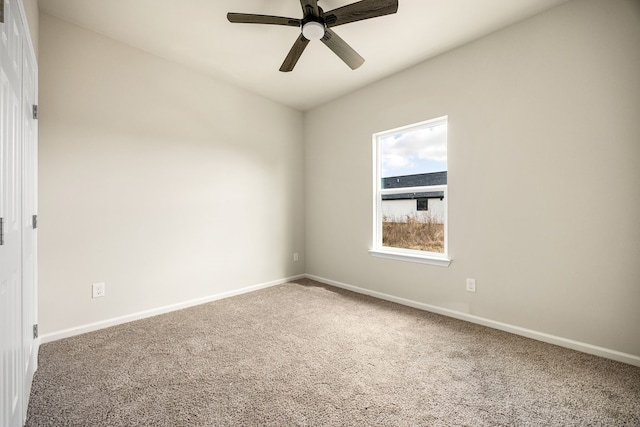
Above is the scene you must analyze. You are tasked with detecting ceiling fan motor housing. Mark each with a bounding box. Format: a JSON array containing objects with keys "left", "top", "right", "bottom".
[{"left": 302, "top": 21, "right": 325, "bottom": 40}]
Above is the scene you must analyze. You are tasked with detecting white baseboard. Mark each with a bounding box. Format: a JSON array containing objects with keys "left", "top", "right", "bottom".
[
  {"left": 305, "top": 274, "right": 640, "bottom": 368},
  {"left": 39, "top": 274, "right": 306, "bottom": 344},
  {"left": 40, "top": 272, "right": 640, "bottom": 368}
]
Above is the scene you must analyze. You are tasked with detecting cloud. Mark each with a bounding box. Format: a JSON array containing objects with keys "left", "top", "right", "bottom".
[{"left": 380, "top": 123, "right": 447, "bottom": 177}]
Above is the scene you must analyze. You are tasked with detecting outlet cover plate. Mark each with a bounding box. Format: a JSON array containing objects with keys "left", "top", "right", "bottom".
[
  {"left": 92, "top": 282, "right": 105, "bottom": 298},
  {"left": 466, "top": 278, "right": 476, "bottom": 293}
]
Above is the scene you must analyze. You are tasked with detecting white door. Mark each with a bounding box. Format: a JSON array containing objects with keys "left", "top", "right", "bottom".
[
  {"left": 21, "top": 19, "right": 38, "bottom": 418},
  {"left": 1, "top": 0, "right": 37, "bottom": 425},
  {"left": 1, "top": 0, "right": 25, "bottom": 424}
]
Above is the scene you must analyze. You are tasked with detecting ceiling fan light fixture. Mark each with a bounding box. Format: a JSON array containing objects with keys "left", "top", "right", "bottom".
[
  {"left": 227, "top": 0, "right": 399, "bottom": 71},
  {"left": 302, "top": 21, "right": 325, "bottom": 40}
]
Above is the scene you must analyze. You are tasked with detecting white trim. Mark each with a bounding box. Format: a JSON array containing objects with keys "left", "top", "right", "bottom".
[
  {"left": 305, "top": 274, "right": 640, "bottom": 368},
  {"left": 39, "top": 274, "right": 305, "bottom": 344},
  {"left": 369, "top": 249, "right": 451, "bottom": 266},
  {"left": 39, "top": 272, "right": 640, "bottom": 367},
  {"left": 374, "top": 115, "right": 448, "bottom": 138},
  {"left": 372, "top": 133, "right": 382, "bottom": 249}
]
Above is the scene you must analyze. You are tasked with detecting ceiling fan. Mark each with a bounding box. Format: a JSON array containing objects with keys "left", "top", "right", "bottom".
[{"left": 227, "top": 0, "right": 399, "bottom": 72}]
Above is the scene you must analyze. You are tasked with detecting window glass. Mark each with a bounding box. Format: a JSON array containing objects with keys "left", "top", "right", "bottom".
[{"left": 374, "top": 117, "right": 448, "bottom": 257}]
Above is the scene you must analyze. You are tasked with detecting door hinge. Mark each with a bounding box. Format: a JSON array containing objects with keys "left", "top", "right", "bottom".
[
  {"left": 0, "top": 217, "right": 4, "bottom": 246},
  {"left": 33, "top": 324, "right": 39, "bottom": 339},
  {"left": 32, "top": 105, "right": 38, "bottom": 120},
  {"left": 32, "top": 214, "right": 37, "bottom": 229}
]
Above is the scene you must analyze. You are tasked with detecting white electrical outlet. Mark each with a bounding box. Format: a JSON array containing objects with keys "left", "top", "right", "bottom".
[
  {"left": 466, "top": 278, "right": 476, "bottom": 293},
  {"left": 293, "top": 252, "right": 299, "bottom": 262},
  {"left": 92, "top": 282, "right": 106, "bottom": 298}
]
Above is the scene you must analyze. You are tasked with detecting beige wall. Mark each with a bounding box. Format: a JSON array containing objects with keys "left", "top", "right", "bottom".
[
  {"left": 38, "top": 14, "right": 305, "bottom": 335},
  {"left": 305, "top": 0, "right": 640, "bottom": 357}
]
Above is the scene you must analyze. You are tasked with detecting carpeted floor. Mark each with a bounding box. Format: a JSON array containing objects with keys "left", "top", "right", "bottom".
[{"left": 26, "top": 279, "right": 640, "bottom": 426}]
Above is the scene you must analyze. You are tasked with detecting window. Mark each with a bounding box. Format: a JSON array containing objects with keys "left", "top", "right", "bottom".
[
  {"left": 370, "top": 116, "right": 449, "bottom": 266},
  {"left": 416, "top": 198, "right": 428, "bottom": 211}
]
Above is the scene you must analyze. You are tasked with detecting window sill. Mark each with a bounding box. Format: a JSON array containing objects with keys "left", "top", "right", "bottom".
[{"left": 369, "top": 248, "right": 451, "bottom": 267}]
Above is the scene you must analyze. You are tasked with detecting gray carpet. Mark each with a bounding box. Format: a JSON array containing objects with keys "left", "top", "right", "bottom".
[{"left": 26, "top": 279, "right": 640, "bottom": 426}]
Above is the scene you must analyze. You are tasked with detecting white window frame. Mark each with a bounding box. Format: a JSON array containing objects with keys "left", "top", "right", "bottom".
[{"left": 369, "top": 116, "right": 450, "bottom": 267}]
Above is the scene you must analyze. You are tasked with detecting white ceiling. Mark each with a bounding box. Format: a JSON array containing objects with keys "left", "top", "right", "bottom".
[{"left": 38, "top": 0, "right": 569, "bottom": 111}]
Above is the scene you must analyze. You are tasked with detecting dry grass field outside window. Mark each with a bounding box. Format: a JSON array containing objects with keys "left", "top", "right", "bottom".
[{"left": 382, "top": 213, "right": 444, "bottom": 253}]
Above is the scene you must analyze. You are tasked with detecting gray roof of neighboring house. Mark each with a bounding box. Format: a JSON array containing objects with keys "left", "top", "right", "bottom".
[
  {"left": 381, "top": 172, "right": 447, "bottom": 200},
  {"left": 382, "top": 171, "right": 447, "bottom": 189},
  {"left": 382, "top": 191, "right": 444, "bottom": 201}
]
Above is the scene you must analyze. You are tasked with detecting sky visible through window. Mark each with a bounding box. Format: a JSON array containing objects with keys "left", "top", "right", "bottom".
[{"left": 380, "top": 122, "right": 447, "bottom": 178}]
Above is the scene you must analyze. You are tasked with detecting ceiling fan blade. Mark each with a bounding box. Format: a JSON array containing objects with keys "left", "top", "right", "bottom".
[
  {"left": 280, "top": 34, "right": 311, "bottom": 72},
  {"left": 227, "top": 13, "right": 301, "bottom": 27},
  {"left": 324, "top": 0, "right": 398, "bottom": 27},
  {"left": 299, "top": 0, "right": 319, "bottom": 18},
  {"left": 321, "top": 28, "right": 365, "bottom": 70}
]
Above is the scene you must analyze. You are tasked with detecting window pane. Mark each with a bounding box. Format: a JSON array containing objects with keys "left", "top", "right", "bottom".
[
  {"left": 379, "top": 122, "right": 447, "bottom": 180},
  {"left": 378, "top": 119, "right": 447, "bottom": 254}
]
